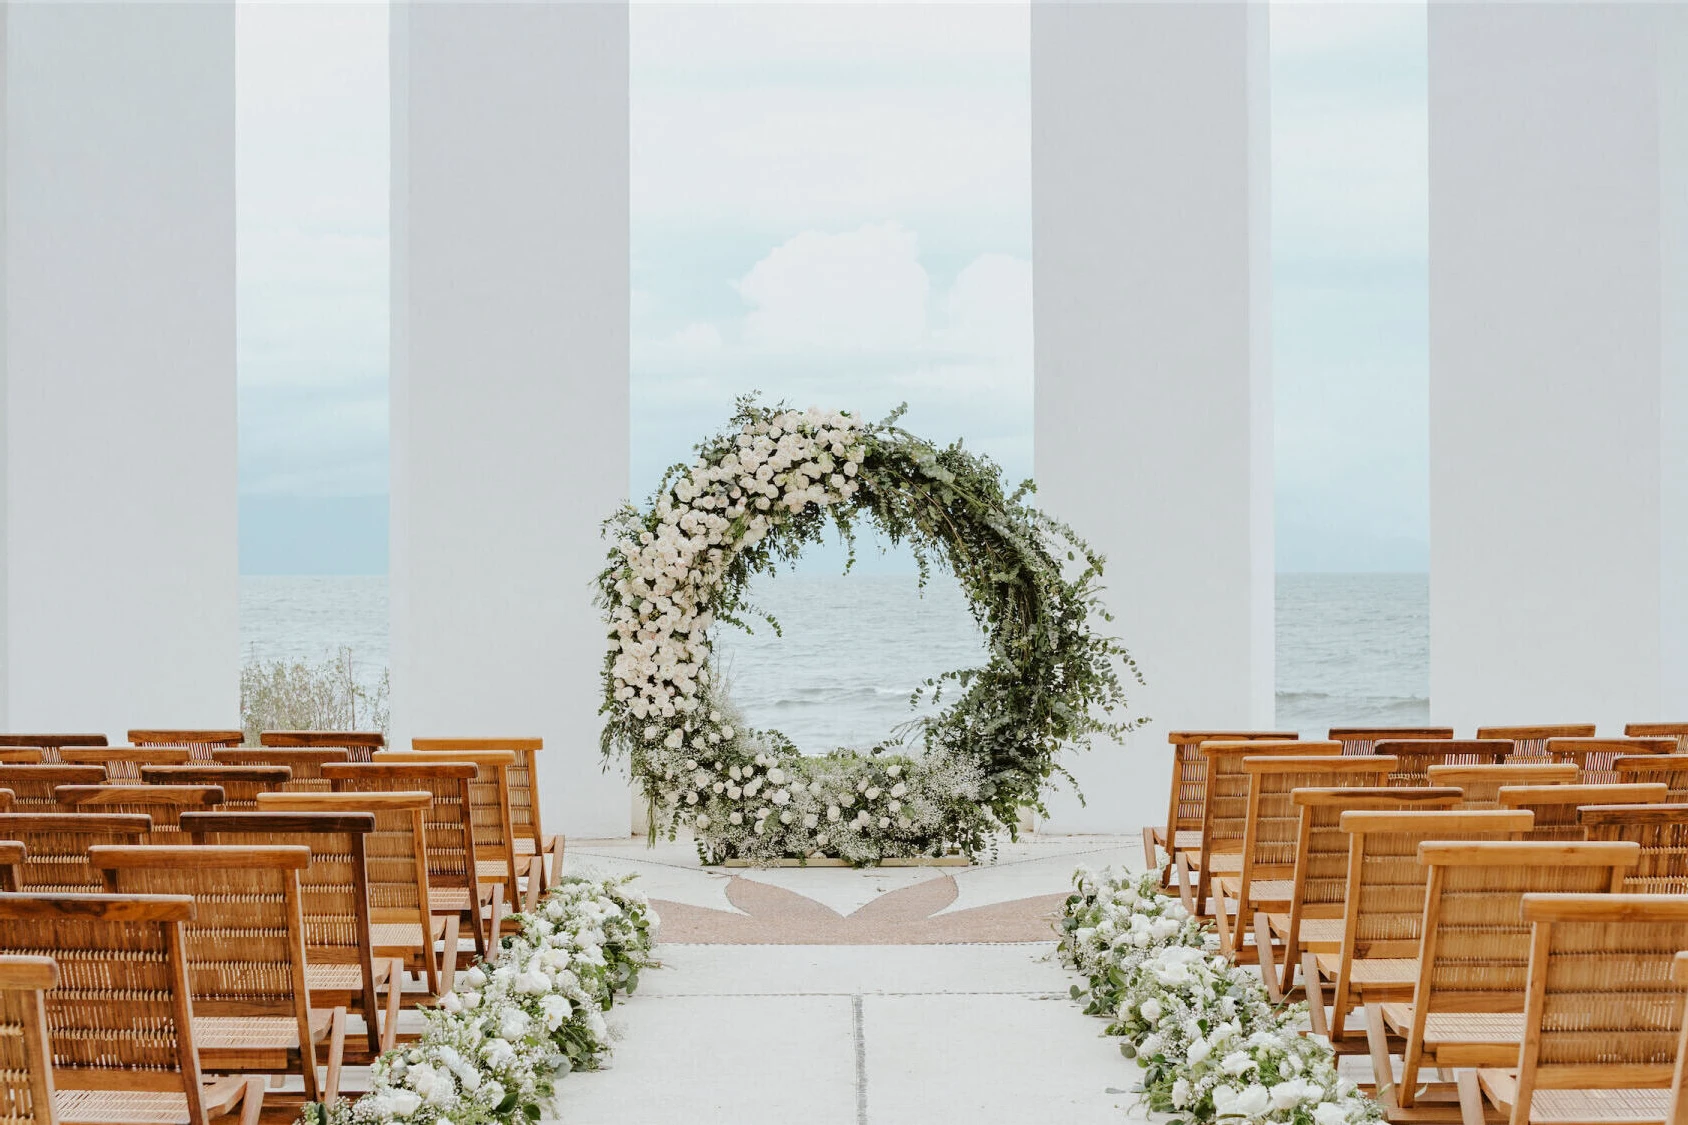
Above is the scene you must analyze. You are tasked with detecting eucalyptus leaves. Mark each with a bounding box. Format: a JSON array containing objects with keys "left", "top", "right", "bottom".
[{"left": 597, "top": 398, "right": 1139, "bottom": 864}]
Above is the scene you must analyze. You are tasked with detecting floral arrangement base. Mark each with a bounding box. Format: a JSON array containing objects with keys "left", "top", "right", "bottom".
[{"left": 718, "top": 854, "right": 969, "bottom": 868}]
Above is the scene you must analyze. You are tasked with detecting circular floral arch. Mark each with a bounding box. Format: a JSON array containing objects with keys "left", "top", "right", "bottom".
[{"left": 598, "top": 400, "right": 1139, "bottom": 864}]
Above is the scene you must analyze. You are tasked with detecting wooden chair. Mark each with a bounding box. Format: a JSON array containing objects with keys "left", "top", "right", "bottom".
[
  {"left": 261, "top": 732, "right": 384, "bottom": 764},
  {"left": 90, "top": 844, "right": 342, "bottom": 1103},
  {"left": 1540, "top": 737, "right": 1675, "bottom": 783},
  {"left": 1618, "top": 755, "right": 1688, "bottom": 800},
  {"left": 323, "top": 761, "right": 488, "bottom": 956},
  {"left": 0, "top": 892, "right": 262, "bottom": 1125},
  {"left": 411, "top": 738, "right": 563, "bottom": 887},
  {"left": 53, "top": 786, "right": 224, "bottom": 840},
  {"left": 1258, "top": 786, "right": 1463, "bottom": 1001},
  {"left": 1142, "top": 730, "right": 1298, "bottom": 872},
  {"left": 256, "top": 791, "right": 456, "bottom": 1001},
  {"left": 1372, "top": 740, "right": 1515, "bottom": 786},
  {"left": 0, "top": 953, "right": 58, "bottom": 1125},
  {"left": 183, "top": 810, "right": 397, "bottom": 1055},
  {"left": 1312, "top": 809, "right": 1536, "bottom": 1047},
  {"left": 0, "top": 813, "right": 150, "bottom": 891},
  {"left": 1456, "top": 894, "right": 1688, "bottom": 1125},
  {"left": 1428, "top": 763, "right": 1579, "bottom": 809},
  {"left": 1580, "top": 804, "right": 1688, "bottom": 894},
  {"left": 1628, "top": 722, "right": 1688, "bottom": 753},
  {"left": 1476, "top": 724, "right": 1597, "bottom": 759},
  {"left": 1217, "top": 755, "right": 1398, "bottom": 964},
  {"left": 0, "top": 842, "right": 23, "bottom": 892},
  {"left": 1368, "top": 839, "right": 1640, "bottom": 1112},
  {"left": 140, "top": 767, "right": 290, "bottom": 812},
  {"left": 61, "top": 748, "right": 193, "bottom": 783},
  {"left": 1330, "top": 727, "right": 1453, "bottom": 756},
  {"left": 374, "top": 750, "right": 538, "bottom": 914},
  {"left": 212, "top": 748, "right": 347, "bottom": 793},
  {"left": 1185, "top": 740, "right": 1340, "bottom": 916},
  {"left": 127, "top": 732, "right": 244, "bottom": 763},
  {"left": 0, "top": 749, "right": 45, "bottom": 764},
  {"left": 1496, "top": 782, "right": 1668, "bottom": 840},
  {"left": 0, "top": 735, "right": 106, "bottom": 764},
  {"left": 0, "top": 767, "right": 105, "bottom": 811}
]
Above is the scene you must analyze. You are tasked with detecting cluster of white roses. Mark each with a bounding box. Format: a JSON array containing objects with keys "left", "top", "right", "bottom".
[
  {"left": 304, "top": 876, "right": 658, "bottom": 1125},
  {"left": 1059, "top": 867, "right": 1380, "bottom": 1125}
]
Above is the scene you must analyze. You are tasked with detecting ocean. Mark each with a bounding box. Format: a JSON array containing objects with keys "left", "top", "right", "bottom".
[{"left": 239, "top": 571, "right": 1429, "bottom": 741}]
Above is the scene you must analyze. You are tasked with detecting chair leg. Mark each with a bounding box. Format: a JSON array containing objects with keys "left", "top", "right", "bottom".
[
  {"left": 1302, "top": 953, "right": 1329, "bottom": 1039},
  {"left": 1173, "top": 852, "right": 1197, "bottom": 916},
  {"left": 325, "top": 1007, "right": 347, "bottom": 1103},
  {"left": 522, "top": 857, "right": 544, "bottom": 914},
  {"left": 1456, "top": 1070, "right": 1486, "bottom": 1125},
  {"left": 1213, "top": 886, "right": 1235, "bottom": 957},
  {"left": 437, "top": 913, "right": 460, "bottom": 996},
  {"left": 1254, "top": 912, "right": 1281, "bottom": 1001},
  {"left": 1141, "top": 826, "right": 1158, "bottom": 871},
  {"left": 1364, "top": 1004, "right": 1396, "bottom": 1103},
  {"left": 382, "top": 958, "right": 403, "bottom": 1051},
  {"left": 239, "top": 1077, "right": 265, "bottom": 1125},
  {"left": 487, "top": 885, "right": 507, "bottom": 957},
  {"left": 547, "top": 835, "right": 565, "bottom": 887}
]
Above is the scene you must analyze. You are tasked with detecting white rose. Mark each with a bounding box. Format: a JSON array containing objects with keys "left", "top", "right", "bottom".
[
  {"left": 695, "top": 813, "right": 710, "bottom": 829},
  {"left": 865, "top": 787, "right": 880, "bottom": 800},
  {"left": 1236, "top": 1085, "right": 1271, "bottom": 1117},
  {"left": 1270, "top": 1080, "right": 1308, "bottom": 1109},
  {"left": 802, "top": 813, "right": 819, "bottom": 828},
  {"left": 886, "top": 764, "right": 901, "bottom": 778},
  {"left": 1186, "top": 1038, "right": 1212, "bottom": 1065},
  {"left": 772, "top": 789, "right": 790, "bottom": 806},
  {"left": 388, "top": 1091, "right": 421, "bottom": 1118},
  {"left": 720, "top": 727, "right": 734, "bottom": 739},
  {"left": 1221, "top": 1051, "right": 1253, "bottom": 1076},
  {"left": 878, "top": 817, "right": 890, "bottom": 829},
  {"left": 827, "top": 806, "right": 841, "bottom": 822},
  {"left": 889, "top": 782, "right": 907, "bottom": 798},
  {"left": 1313, "top": 1104, "right": 1348, "bottom": 1125},
  {"left": 730, "top": 811, "right": 743, "bottom": 825},
  {"left": 1139, "top": 997, "right": 1162, "bottom": 1023},
  {"left": 767, "top": 768, "right": 786, "bottom": 785}
]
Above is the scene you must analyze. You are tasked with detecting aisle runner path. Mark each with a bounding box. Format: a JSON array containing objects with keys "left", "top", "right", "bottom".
[{"left": 557, "top": 835, "right": 1147, "bottom": 1125}]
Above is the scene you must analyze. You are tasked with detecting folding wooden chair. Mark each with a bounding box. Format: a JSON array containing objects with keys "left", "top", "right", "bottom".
[
  {"left": 1330, "top": 727, "right": 1454, "bottom": 757},
  {"left": 61, "top": 748, "right": 193, "bottom": 783},
  {"left": 183, "top": 810, "right": 398, "bottom": 1055},
  {"left": 1428, "top": 763, "right": 1579, "bottom": 809},
  {"left": 1143, "top": 730, "right": 1299, "bottom": 872},
  {"left": 212, "top": 748, "right": 347, "bottom": 793},
  {"left": 1617, "top": 755, "right": 1688, "bottom": 800},
  {"left": 1628, "top": 722, "right": 1688, "bottom": 753},
  {"left": 1217, "top": 755, "right": 1398, "bottom": 965},
  {"left": 0, "top": 953, "right": 58, "bottom": 1125},
  {"left": 1258, "top": 786, "right": 1463, "bottom": 1001},
  {"left": 261, "top": 732, "right": 384, "bottom": 764},
  {"left": 411, "top": 738, "right": 564, "bottom": 888},
  {"left": 374, "top": 750, "right": 539, "bottom": 914},
  {"left": 54, "top": 785, "right": 224, "bottom": 840},
  {"left": 0, "top": 735, "right": 106, "bottom": 764},
  {"left": 90, "top": 844, "right": 342, "bottom": 1103},
  {"left": 1580, "top": 804, "right": 1688, "bottom": 894},
  {"left": 1368, "top": 839, "right": 1639, "bottom": 1114},
  {"left": 322, "top": 761, "right": 489, "bottom": 956},
  {"left": 1496, "top": 782, "right": 1668, "bottom": 841},
  {"left": 1456, "top": 894, "right": 1688, "bottom": 1125},
  {"left": 0, "top": 813, "right": 150, "bottom": 891},
  {"left": 1312, "top": 809, "right": 1535, "bottom": 1048},
  {"left": 0, "top": 767, "right": 104, "bottom": 811},
  {"left": 0, "top": 842, "right": 23, "bottom": 892},
  {"left": 0, "top": 892, "right": 263, "bottom": 1125},
  {"left": 1475, "top": 725, "right": 1597, "bottom": 760},
  {"left": 127, "top": 732, "right": 244, "bottom": 763},
  {"left": 256, "top": 791, "right": 456, "bottom": 1001},
  {"left": 1539, "top": 737, "right": 1675, "bottom": 783},
  {"left": 1373, "top": 740, "right": 1515, "bottom": 786},
  {"left": 1184, "top": 740, "right": 1340, "bottom": 916},
  {"left": 140, "top": 767, "right": 290, "bottom": 812}
]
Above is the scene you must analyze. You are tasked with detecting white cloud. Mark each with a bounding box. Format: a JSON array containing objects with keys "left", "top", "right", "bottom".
[
  {"left": 943, "top": 252, "right": 1032, "bottom": 364},
  {"left": 673, "top": 322, "right": 724, "bottom": 350},
  {"left": 737, "top": 223, "right": 931, "bottom": 352}
]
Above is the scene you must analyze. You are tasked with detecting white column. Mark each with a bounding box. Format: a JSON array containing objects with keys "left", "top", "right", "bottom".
[
  {"left": 390, "top": 1, "right": 631, "bottom": 838},
  {"left": 1661, "top": 5, "right": 1688, "bottom": 715},
  {"left": 1031, "top": 1, "right": 1273, "bottom": 833},
  {"left": 1429, "top": 3, "right": 1685, "bottom": 732},
  {"left": 2, "top": 3, "right": 238, "bottom": 735}
]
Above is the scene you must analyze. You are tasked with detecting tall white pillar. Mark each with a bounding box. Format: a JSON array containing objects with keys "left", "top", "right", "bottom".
[
  {"left": 2, "top": 3, "right": 239, "bottom": 735},
  {"left": 1428, "top": 3, "right": 1686, "bottom": 732},
  {"left": 1031, "top": 1, "right": 1273, "bottom": 832},
  {"left": 390, "top": 2, "right": 631, "bottom": 838}
]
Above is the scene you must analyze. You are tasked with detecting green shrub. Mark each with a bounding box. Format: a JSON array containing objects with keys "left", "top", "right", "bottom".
[{"left": 239, "top": 647, "right": 389, "bottom": 746}]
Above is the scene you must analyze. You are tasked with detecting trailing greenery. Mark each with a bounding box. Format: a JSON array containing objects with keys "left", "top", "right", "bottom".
[
  {"left": 240, "top": 647, "right": 389, "bottom": 744},
  {"left": 598, "top": 398, "right": 1141, "bottom": 864}
]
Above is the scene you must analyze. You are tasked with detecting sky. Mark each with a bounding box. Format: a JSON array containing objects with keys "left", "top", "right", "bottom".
[{"left": 234, "top": 1, "right": 1430, "bottom": 576}]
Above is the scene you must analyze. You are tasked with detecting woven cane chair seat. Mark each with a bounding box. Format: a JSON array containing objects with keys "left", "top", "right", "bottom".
[
  {"left": 1476, "top": 1079, "right": 1668, "bottom": 1125},
  {"left": 1381, "top": 1005, "right": 1525, "bottom": 1048},
  {"left": 56, "top": 1080, "right": 249, "bottom": 1125}
]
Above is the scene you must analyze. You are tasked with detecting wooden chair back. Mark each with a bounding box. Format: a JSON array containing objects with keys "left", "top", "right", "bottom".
[
  {"left": 1157, "top": 730, "right": 1298, "bottom": 856},
  {"left": 1427, "top": 762, "right": 1578, "bottom": 808},
  {"left": 0, "top": 954, "right": 58, "bottom": 1125},
  {"left": 60, "top": 747, "right": 192, "bottom": 782},
  {"left": 126, "top": 731, "right": 244, "bottom": 763},
  {"left": 53, "top": 785, "right": 224, "bottom": 839},
  {"left": 261, "top": 731, "right": 385, "bottom": 763},
  {"left": 1580, "top": 804, "right": 1688, "bottom": 894},
  {"left": 374, "top": 750, "right": 521, "bottom": 896},
  {"left": 0, "top": 767, "right": 104, "bottom": 811},
  {"left": 140, "top": 765, "right": 290, "bottom": 811},
  {"left": 90, "top": 844, "right": 320, "bottom": 1101},
  {"left": 1371, "top": 739, "right": 1513, "bottom": 786},
  {"left": 1540, "top": 737, "right": 1675, "bottom": 784},
  {"left": 255, "top": 791, "right": 442, "bottom": 996},
  {"left": 411, "top": 738, "right": 549, "bottom": 876},
  {"left": 1503, "top": 894, "right": 1688, "bottom": 1120},
  {"left": 1617, "top": 755, "right": 1688, "bottom": 800},
  {"left": 0, "top": 735, "right": 106, "bottom": 764},
  {"left": 0, "top": 842, "right": 21, "bottom": 892},
  {"left": 1328, "top": 727, "right": 1453, "bottom": 756},
  {"left": 1628, "top": 722, "right": 1688, "bottom": 753},
  {"left": 0, "top": 750, "right": 45, "bottom": 764},
  {"left": 212, "top": 747, "right": 348, "bottom": 792},
  {"left": 1397, "top": 839, "right": 1640, "bottom": 1099},
  {"left": 1476, "top": 724, "right": 1598, "bottom": 759},
  {"left": 0, "top": 892, "right": 207, "bottom": 1124},
  {"left": 182, "top": 810, "right": 381, "bottom": 1053},
  {"left": 1496, "top": 782, "right": 1668, "bottom": 841},
  {"left": 1194, "top": 740, "right": 1339, "bottom": 909},
  {"left": 0, "top": 813, "right": 150, "bottom": 891}
]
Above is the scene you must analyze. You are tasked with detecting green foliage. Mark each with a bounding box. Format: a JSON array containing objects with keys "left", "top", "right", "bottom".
[{"left": 240, "top": 646, "right": 389, "bottom": 745}]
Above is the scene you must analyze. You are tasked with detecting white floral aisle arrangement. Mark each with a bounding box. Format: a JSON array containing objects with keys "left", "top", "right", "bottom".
[
  {"left": 1059, "top": 867, "right": 1380, "bottom": 1125},
  {"left": 301, "top": 874, "right": 659, "bottom": 1125}
]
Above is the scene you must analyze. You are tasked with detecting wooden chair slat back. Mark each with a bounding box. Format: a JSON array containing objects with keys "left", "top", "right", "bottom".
[
  {"left": 1327, "top": 727, "right": 1453, "bottom": 756},
  {"left": 61, "top": 747, "right": 193, "bottom": 783},
  {"left": 375, "top": 751, "right": 519, "bottom": 889},
  {"left": 1241, "top": 756, "right": 1397, "bottom": 872},
  {"left": 213, "top": 748, "right": 349, "bottom": 792},
  {"left": 1193, "top": 742, "right": 1340, "bottom": 906},
  {"left": 412, "top": 738, "right": 546, "bottom": 858},
  {"left": 261, "top": 732, "right": 385, "bottom": 763},
  {"left": 1161, "top": 731, "right": 1298, "bottom": 848},
  {"left": 1616, "top": 754, "right": 1688, "bottom": 800},
  {"left": 140, "top": 766, "right": 290, "bottom": 811},
  {"left": 0, "top": 750, "right": 45, "bottom": 765},
  {"left": 1476, "top": 724, "right": 1598, "bottom": 759},
  {"left": 1426, "top": 762, "right": 1578, "bottom": 808},
  {"left": 126, "top": 731, "right": 243, "bottom": 762},
  {"left": 0, "top": 954, "right": 57, "bottom": 1125},
  {"left": 323, "top": 763, "right": 477, "bottom": 895},
  {"left": 0, "top": 737, "right": 106, "bottom": 764},
  {"left": 1626, "top": 723, "right": 1688, "bottom": 753},
  {"left": 1540, "top": 737, "right": 1676, "bottom": 784},
  {"left": 1371, "top": 739, "right": 1514, "bottom": 786},
  {"left": 255, "top": 792, "right": 432, "bottom": 925},
  {"left": 0, "top": 814, "right": 151, "bottom": 892},
  {"left": 1291, "top": 788, "right": 1463, "bottom": 911},
  {"left": 1497, "top": 783, "right": 1669, "bottom": 841},
  {"left": 1580, "top": 803, "right": 1688, "bottom": 894},
  {"left": 0, "top": 768, "right": 105, "bottom": 811},
  {"left": 52, "top": 786, "right": 224, "bottom": 839}
]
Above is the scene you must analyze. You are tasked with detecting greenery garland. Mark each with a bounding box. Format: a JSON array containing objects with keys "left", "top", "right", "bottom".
[{"left": 597, "top": 398, "right": 1140, "bottom": 864}]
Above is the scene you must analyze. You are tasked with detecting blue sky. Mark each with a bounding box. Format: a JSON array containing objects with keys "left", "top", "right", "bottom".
[{"left": 235, "top": 1, "right": 1429, "bottom": 576}]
